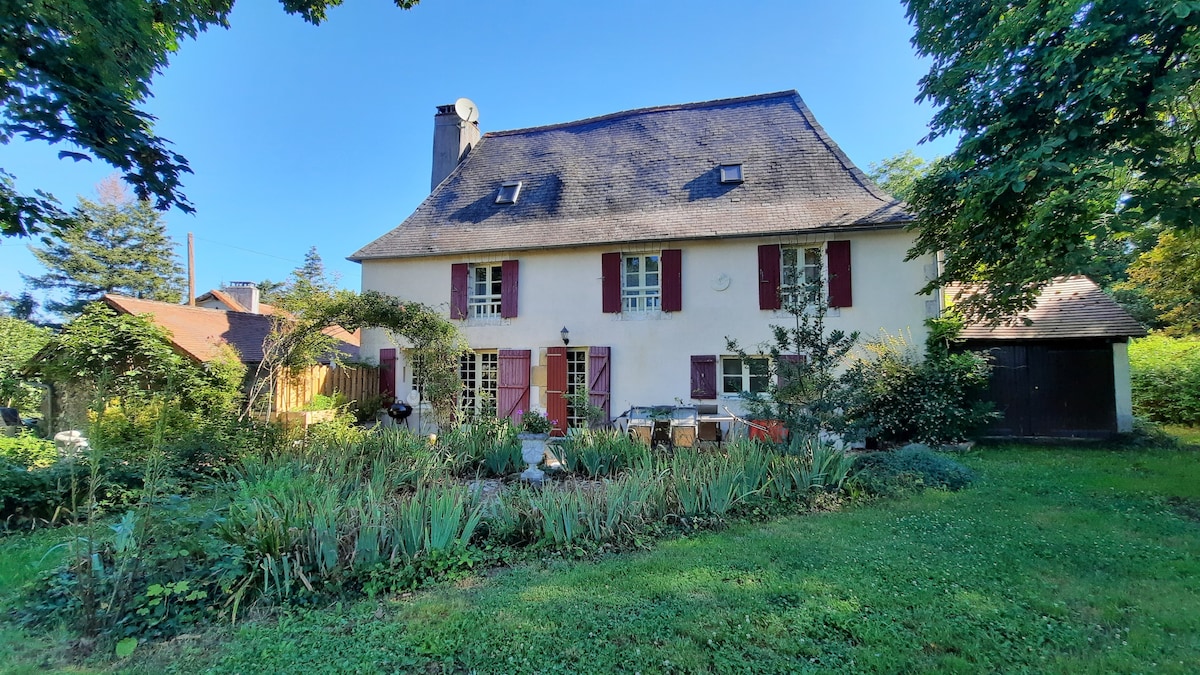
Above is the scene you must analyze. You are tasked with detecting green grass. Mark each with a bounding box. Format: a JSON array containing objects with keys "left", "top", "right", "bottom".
[{"left": 5, "top": 443, "right": 1200, "bottom": 673}]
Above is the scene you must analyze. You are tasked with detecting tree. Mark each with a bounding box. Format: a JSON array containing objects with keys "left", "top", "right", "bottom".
[
  {"left": 903, "top": 0, "right": 1200, "bottom": 323},
  {"left": 1122, "top": 227, "right": 1200, "bottom": 333},
  {"left": 1, "top": 0, "right": 419, "bottom": 239},
  {"left": 0, "top": 317, "right": 52, "bottom": 415},
  {"left": 726, "top": 278, "right": 861, "bottom": 443},
  {"left": 867, "top": 150, "right": 932, "bottom": 203},
  {"left": 268, "top": 246, "right": 341, "bottom": 311},
  {"left": 24, "top": 180, "right": 185, "bottom": 316}
]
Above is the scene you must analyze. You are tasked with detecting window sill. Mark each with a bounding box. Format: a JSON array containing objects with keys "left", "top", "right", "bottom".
[
  {"left": 612, "top": 310, "right": 672, "bottom": 321},
  {"left": 461, "top": 316, "right": 510, "bottom": 327},
  {"left": 771, "top": 307, "right": 840, "bottom": 319}
]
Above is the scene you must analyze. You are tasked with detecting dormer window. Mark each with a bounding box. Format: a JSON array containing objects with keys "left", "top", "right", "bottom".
[
  {"left": 719, "top": 163, "right": 744, "bottom": 184},
  {"left": 496, "top": 181, "right": 522, "bottom": 204}
]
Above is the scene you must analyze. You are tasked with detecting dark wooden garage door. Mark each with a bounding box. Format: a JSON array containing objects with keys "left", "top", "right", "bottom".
[{"left": 976, "top": 341, "right": 1117, "bottom": 438}]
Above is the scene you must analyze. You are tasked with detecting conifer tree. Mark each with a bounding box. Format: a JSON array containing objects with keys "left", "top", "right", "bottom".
[{"left": 24, "top": 179, "right": 185, "bottom": 316}]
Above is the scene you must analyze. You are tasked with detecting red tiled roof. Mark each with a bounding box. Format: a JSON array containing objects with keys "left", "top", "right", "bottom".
[
  {"left": 957, "top": 276, "right": 1147, "bottom": 340},
  {"left": 102, "top": 294, "right": 360, "bottom": 363},
  {"left": 193, "top": 289, "right": 282, "bottom": 316}
]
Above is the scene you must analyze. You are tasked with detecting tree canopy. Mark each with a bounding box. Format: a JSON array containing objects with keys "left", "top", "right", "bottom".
[
  {"left": 903, "top": 0, "right": 1200, "bottom": 323},
  {"left": 24, "top": 180, "right": 185, "bottom": 316},
  {"left": 0, "top": 0, "right": 419, "bottom": 239},
  {"left": 867, "top": 150, "right": 932, "bottom": 203}
]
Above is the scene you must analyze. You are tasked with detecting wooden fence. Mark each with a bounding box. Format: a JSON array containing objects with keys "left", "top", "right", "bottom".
[{"left": 271, "top": 363, "right": 380, "bottom": 413}]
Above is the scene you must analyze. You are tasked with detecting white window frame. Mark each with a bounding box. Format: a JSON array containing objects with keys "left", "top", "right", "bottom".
[
  {"left": 566, "top": 348, "right": 588, "bottom": 429},
  {"left": 721, "top": 356, "right": 770, "bottom": 397},
  {"left": 781, "top": 245, "right": 823, "bottom": 307},
  {"left": 468, "top": 263, "right": 503, "bottom": 318},
  {"left": 622, "top": 253, "right": 661, "bottom": 313},
  {"left": 459, "top": 350, "right": 499, "bottom": 419}
]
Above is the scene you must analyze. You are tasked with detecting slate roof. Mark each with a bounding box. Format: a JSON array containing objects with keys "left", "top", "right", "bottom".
[
  {"left": 102, "top": 295, "right": 361, "bottom": 363},
  {"left": 350, "top": 91, "right": 911, "bottom": 261},
  {"left": 957, "top": 276, "right": 1147, "bottom": 340}
]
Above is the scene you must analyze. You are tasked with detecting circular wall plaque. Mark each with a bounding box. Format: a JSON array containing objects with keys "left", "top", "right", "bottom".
[{"left": 711, "top": 273, "right": 731, "bottom": 291}]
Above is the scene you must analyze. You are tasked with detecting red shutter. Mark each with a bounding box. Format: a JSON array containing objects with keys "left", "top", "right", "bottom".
[
  {"left": 546, "top": 347, "right": 568, "bottom": 436},
  {"left": 758, "top": 244, "right": 781, "bottom": 310},
  {"left": 500, "top": 259, "right": 519, "bottom": 318},
  {"left": 588, "top": 346, "right": 611, "bottom": 425},
  {"left": 827, "top": 240, "right": 852, "bottom": 308},
  {"left": 661, "top": 249, "right": 682, "bottom": 312},
  {"left": 379, "top": 348, "right": 397, "bottom": 398},
  {"left": 777, "top": 354, "right": 805, "bottom": 387},
  {"left": 450, "top": 263, "right": 469, "bottom": 319},
  {"left": 497, "top": 349, "right": 531, "bottom": 423},
  {"left": 601, "top": 252, "right": 622, "bottom": 313},
  {"left": 691, "top": 355, "right": 717, "bottom": 399}
]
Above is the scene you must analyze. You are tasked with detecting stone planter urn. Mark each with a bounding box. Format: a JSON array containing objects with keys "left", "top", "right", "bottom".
[{"left": 518, "top": 432, "right": 550, "bottom": 484}]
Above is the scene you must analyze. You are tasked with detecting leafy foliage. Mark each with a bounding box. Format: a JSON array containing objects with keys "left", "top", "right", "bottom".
[
  {"left": 1123, "top": 228, "right": 1200, "bottom": 333},
  {"left": 0, "top": 0, "right": 419, "bottom": 238},
  {"left": 727, "top": 277, "right": 860, "bottom": 441},
  {"left": 903, "top": 0, "right": 1200, "bottom": 323},
  {"left": 36, "top": 303, "right": 245, "bottom": 419},
  {"left": 0, "top": 433, "right": 57, "bottom": 469},
  {"left": 847, "top": 330, "right": 996, "bottom": 446},
  {"left": 866, "top": 150, "right": 932, "bottom": 202},
  {"left": 0, "top": 316, "right": 52, "bottom": 415},
  {"left": 244, "top": 289, "right": 464, "bottom": 428},
  {"left": 1129, "top": 334, "right": 1200, "bottom": 425},
  {"left": 851, "top": 447, "right": 977, "bottom": 497},
  {"left": 24, "top": 181, "right": 185, "bottom": 316}
]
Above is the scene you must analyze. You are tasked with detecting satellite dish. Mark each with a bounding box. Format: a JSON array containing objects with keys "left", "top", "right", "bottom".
[{"left": 454, "top": 97, "right": 479, "bottom": 123}]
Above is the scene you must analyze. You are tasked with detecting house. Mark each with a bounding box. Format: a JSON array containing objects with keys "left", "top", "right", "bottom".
[
  {"left": 40, "top": 287, "right": 371, "bottom": 431},
  {"left": 957, "top": 275, "right": 1146, "bottom": 438},
  {"left": 351, "top": 91, "right": 939, "bottom": 434}
]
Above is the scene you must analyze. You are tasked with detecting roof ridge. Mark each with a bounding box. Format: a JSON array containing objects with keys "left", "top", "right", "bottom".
[{"left": 484, "top": 90, "right": 799, "bottom": 138}]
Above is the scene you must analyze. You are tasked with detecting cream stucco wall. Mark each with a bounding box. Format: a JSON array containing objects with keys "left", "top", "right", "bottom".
[
  {"left": 1112, "top": 340, "right": 1134, "bottom": 433},
  {"left": 359, "top": 228, "right": 935, "bottom": 420}
]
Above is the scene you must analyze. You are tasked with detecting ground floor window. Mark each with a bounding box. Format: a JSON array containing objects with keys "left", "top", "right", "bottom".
[
  {"left": 459, "top": 351, "right": 498, "bottom": 419},
  {"left": 566, "top": 348, "right": 588, "bottom": 428},
  {"left": 722, "top": 356, "right": 769, "bottom": 396}
]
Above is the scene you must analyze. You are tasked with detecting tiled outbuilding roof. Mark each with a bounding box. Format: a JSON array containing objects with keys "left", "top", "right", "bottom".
[
  {"left": 350, "top": 91, "right": 911, "bottom": 261},
  {"left": 102, "top": 295, "right": 360, "bottom": 363},
  {"left": 957, "top": 276, "right": 1147, "bottom": 340}
]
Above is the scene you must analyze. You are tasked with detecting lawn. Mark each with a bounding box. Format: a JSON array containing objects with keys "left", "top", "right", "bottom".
[{"left": 4, "top": 443, "right": 1200, "bottom": 674}]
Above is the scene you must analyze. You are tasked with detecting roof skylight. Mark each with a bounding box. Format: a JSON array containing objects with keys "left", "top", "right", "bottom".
[
  {"left": 496, "top": 181, "right": 522, "bottom": 204},
  {"left": 719, "top": 164, "right": 744, "bottom": 184}
]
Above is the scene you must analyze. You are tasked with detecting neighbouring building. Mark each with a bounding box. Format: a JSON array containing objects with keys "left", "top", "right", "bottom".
[
  {"left": 351, "top": 91, "right": 940, "bottom": 434},
  {"left": 958, "top": 275, "right": 1146, "bottom": 438}
]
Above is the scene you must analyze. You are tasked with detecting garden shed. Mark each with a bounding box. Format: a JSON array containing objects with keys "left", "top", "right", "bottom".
[{"left": 957, "top": 276, "right": 1146, "bottom": 439}]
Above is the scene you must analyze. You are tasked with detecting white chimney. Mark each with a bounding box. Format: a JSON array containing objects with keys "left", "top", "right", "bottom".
[
  {"left": 223, "top": 281, "right": 260, "bottom": 314},
  {"left": 431, "top": 98, "right": 480, "bottom": 191}
]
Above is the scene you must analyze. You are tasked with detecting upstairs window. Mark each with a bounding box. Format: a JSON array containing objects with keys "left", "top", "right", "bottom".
[
  {"left": 719, "top": 163, "right": 744, "bottom": 184},
  {"left": 451, "top": 260, "right": 519, "bottom": 319},
  {"left": 622, "top": 253, "right": 661, "bottom": 312},
  {"left": 781, "top": 246, "right": 822, "bottom": 306},
  {"left": 468, "top": 264, "right": 503, "bottom": 318}
]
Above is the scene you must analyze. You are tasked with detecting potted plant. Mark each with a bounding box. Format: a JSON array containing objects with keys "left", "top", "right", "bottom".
[{"left": 517, "top": 409, "right": 554, "bottom": 483}]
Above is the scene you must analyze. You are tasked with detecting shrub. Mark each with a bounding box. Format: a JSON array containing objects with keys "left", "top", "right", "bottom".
[
  {"left": 1129, "top": 334, "right": 1200, "bottom": 426},
  {"left": 851, "top": 447, "right": 976, "bottom": 497},
  {"left": 0, "top": 433, "right": 57, "bottom": 468},
  {"left": 847, "top": 333, "right": 995, "bottom": 445}
]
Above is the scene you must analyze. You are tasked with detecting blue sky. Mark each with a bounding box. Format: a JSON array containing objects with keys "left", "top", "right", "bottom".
[{"left": 0, "top": 0, "right": 954, "bottom": 306}]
